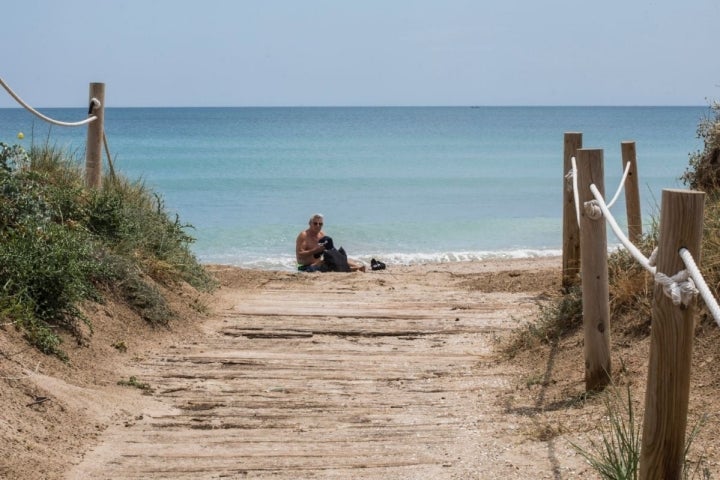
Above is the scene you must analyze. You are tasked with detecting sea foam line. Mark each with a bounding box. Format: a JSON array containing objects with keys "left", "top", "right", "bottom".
[{"left": 199, "top": 248, "right": 563, "bottom": 271}]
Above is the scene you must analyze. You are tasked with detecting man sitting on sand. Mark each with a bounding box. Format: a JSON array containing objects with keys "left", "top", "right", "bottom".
[{"left": 296, "top": 213, "right": 365, "bottom": 272}]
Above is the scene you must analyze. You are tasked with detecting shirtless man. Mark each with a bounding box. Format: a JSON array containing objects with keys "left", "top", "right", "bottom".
[
  {"left": 295, "top": 214, "right": 365, "bottom": 272},
  {"left": 295, "top": 213, "right": 326, "bottom": 272}
]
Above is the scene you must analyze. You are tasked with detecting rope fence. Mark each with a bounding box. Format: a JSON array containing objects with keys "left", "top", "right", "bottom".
[
  {"left": 1, "top": 77, "right": 110, "bottom": 187},
  {"left": 564, "top": 137, "right": 716, "bottom": 478},
  {"left": 567, "top": 154, "right": 720, "bottom": 327},
  {"left": 0, "top": 77, "right": 98, "bottom": 127}
]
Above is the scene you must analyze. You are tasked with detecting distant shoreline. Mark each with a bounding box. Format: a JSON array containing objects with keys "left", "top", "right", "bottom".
[
  {"left": 205, "top": 254, "right": 563, "bottom": 275},
  {"left": 1, "top": 104, "right": 709, "bottom": 110},
  {"left": 199, "top": 249, "right": 564, "bottom": 272}
]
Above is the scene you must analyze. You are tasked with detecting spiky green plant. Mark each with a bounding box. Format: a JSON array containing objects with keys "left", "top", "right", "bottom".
[
  {"left": 573, "top": 386, "right": 710, "bottom": 479},
  {"left": 572, "top": 386, "right": 641, "bottom": 479}
]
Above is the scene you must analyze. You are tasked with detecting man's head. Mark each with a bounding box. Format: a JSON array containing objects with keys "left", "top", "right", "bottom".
[{"left": 308, "top": 213, "right": 324, "bottom": 230}]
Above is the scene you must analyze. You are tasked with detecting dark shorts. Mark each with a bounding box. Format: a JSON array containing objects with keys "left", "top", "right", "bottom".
[{"left": 297, "top": 264, "right": 322, "bottom": 272}]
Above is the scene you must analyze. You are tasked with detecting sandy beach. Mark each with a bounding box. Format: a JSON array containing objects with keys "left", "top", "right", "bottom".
[
  {"left": 2, "top": 256, "right": 718, "bottom": 479},
  {"left": 2, "top": 1, "right": 716, "bottom": 477}
]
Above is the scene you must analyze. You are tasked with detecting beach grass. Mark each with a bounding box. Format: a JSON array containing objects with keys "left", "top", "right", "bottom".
[{"left": 0, "top": 141, "right": 214, "bottom": 359}]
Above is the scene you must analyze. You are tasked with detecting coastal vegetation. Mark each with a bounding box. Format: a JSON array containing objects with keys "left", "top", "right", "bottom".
[
  {"left": 506, "top": 102, "right": 720, "bottom": 352},
  {"left": 0, "top": 142, "right": 214, "bottom": 359},
  {"left": 505, "top": 102, "right": 720, "bottom": 479}
]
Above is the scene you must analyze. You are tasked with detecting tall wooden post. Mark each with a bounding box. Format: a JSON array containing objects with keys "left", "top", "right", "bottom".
[
  {"left": 639, "top": 189, "right": 705, "bottom": 480},
  {"left": 576, "top": 148, "right": 611, "bottom": 391},
  {"left": 622, "top": 141, "right": 642, "bottom": 243},
  {"left": 85, "top": 82, "right": 105, "bottom": 188},
  {"left": 563, "top": 132, "right": 583, "bottom": 291}
]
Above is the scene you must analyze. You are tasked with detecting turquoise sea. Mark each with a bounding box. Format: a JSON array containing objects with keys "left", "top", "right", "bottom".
[{"left": 0, "top": 106, "right": 710, "bottom": 270}]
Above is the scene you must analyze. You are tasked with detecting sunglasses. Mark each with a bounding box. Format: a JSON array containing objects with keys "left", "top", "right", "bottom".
[{"left": 313, "top": 222, "right": 323, "bottom": 226}]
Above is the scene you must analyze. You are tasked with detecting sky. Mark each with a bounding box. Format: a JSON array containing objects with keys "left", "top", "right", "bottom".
[{"left": 1, "top": 0, "right": 719, "bottom": 107}]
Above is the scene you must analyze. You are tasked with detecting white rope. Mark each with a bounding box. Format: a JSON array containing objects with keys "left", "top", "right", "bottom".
[
  {"left": 571, "top": 159, "right": 630, "bottom": 226},
  {"left": 655, "top": 269, "right": 698, "bottom": 308},
  {"left": 584, "top": 199, "right": 603, "bottom": 220},
  {"left": 589, "top": 183, "right": 720, "bottom": 320},
  {"left": 679, "top": 248, "right": 720, "bottom": 327},
  {"left": 0, "top": 77, "right": 97, "bottom": 127},
  {"left": 571, "top": 156, "right": 580, "bottom": 227},
  {"left": 606, "top": 161, "right": 632, "bottom": 209},
  {"left": 589, "top": 183, "right": 656, "bottom": 274},
  {"left": 648, "top": 247, "right": 658, "bottom": 267}
]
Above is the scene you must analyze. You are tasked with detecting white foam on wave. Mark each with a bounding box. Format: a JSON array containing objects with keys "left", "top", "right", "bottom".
[
  {"left": 355, "top": 248, "right": 562, "bottom": 266},
  {"left": 200, "top": 248, "right": 562, "bottom": 271}
]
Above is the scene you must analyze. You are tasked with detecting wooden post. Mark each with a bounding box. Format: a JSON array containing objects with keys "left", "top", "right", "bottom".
[
  {"left": 562, "top": 132, "right": 583, "bottom": 291},
  {"left": 576, "top": 148, "right": 611, "bottom": 391},
  {"left": 622, "top": 141, "right": 642, "bottom": 243},
  {"left": 85, "top": 82, "right": 105, "bottom": 188},
  {"left": 639, "top": 189, "right": 705, "bottom": 480}
]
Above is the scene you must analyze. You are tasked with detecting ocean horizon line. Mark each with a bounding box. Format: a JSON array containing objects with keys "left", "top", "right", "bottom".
[{"left": 1, "top": 104, "right": 709, "bottom": 111}]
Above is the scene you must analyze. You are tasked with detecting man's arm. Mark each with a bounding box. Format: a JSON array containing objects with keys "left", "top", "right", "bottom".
[{"left": 296, "top": 232, "right": 306, "bottom": 259}]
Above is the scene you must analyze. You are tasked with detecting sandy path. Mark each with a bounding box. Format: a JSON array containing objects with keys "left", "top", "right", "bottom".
[{"left": 67, "top": 259, "right": 588, "bottom": 479}]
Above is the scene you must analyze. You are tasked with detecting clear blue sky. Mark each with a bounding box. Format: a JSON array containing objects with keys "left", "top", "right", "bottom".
[{"left": 2, "top": 0, "right": 718, "bottom": 107}]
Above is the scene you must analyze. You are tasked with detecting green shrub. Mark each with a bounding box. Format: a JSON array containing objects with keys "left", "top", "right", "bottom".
[
  {"left": 682, "top": 102, "right": 720, "bottom": 193},
  {"left": 0, "top": 222, "right": 101, "bottom": 318},
  {"left": 99, "top": 252, "right": 172, "bottom": 326},
  {"left": 87, "top": 178, "right": 212, "bottom": 290},
  {"left": 0, "top": 142, "right": 215, "bottom": 358}
]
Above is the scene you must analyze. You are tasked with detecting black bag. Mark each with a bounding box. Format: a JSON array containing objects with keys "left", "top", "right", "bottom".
[
  {"left": 323, "top": 247, "right": 351, "bottom": 272},
  {"left": 371, "top": 258, "right": 386, "bottom": 271},
  {"left": 314, "top": 236, "right": 335, "bottom": 258}
]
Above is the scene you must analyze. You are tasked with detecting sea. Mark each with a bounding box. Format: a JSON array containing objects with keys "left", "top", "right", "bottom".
[{"left": 0, "top": 106, "right": 711, "bottom": 270}]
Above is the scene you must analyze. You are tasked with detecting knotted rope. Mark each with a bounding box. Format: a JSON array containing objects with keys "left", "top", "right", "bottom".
[
  {"left": 0, "top": 76, "right": 98, "bottom": 127},
  {"left": 654, "top": 270, "right": 698, "bottom": 308},
  {"left": 583, "top": 199, "right": 603, "bottom": 220},
  {"left": 568, "top": 159, "right": 632, "bottom": 227},
  {"left": 587, "top": 183, "right": 720, "bottom": 326}
]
